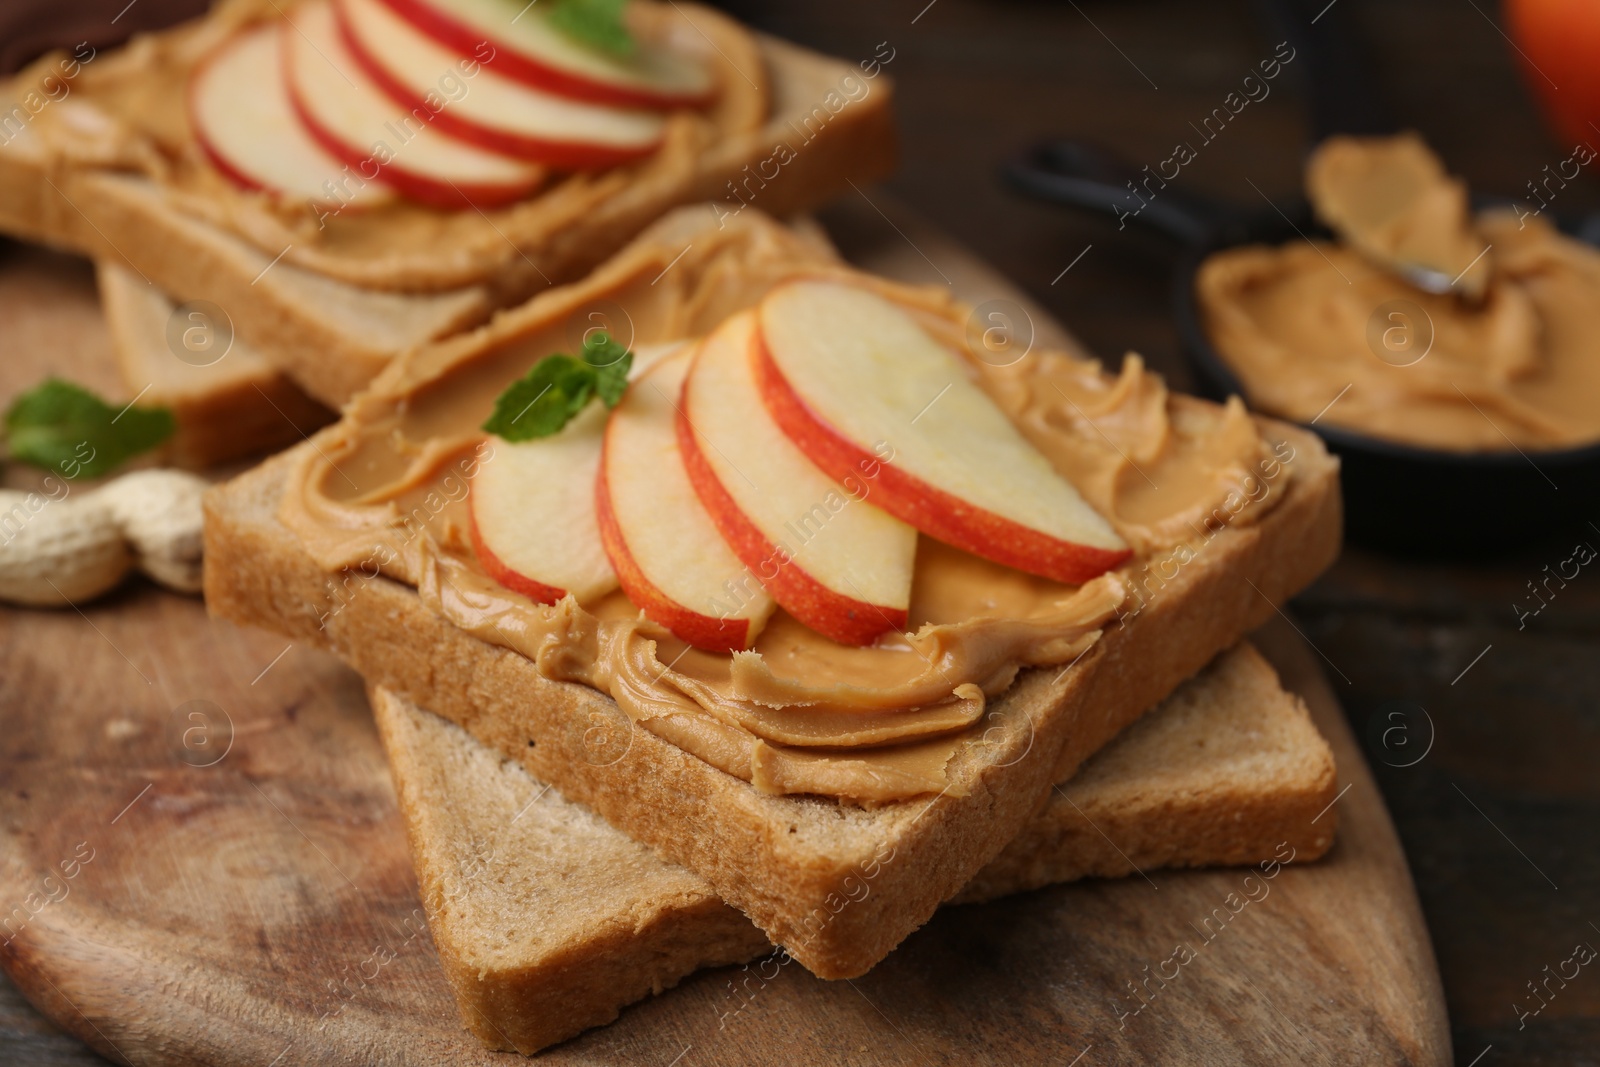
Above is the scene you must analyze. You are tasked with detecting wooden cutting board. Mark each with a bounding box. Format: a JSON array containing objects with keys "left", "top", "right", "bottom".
[{"left": 0, "top": 203, "right": 1452, "bottom": 1066}]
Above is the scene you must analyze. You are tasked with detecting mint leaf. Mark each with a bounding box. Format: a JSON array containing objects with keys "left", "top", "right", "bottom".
[
  {"left": 582, "top": 331, "right": 633, "bottom": 408},
  {"left": 5, "top": 378, "right": 174, "bottom": 478},
  {"left": 482, "top": 356, "right": 593, "bottom": 441},
  {"left": 547, "top": 0, "right": 633, "bottom": 57},
  {"left": 482, "top": 333, "right": 635, "bottom": 442}
]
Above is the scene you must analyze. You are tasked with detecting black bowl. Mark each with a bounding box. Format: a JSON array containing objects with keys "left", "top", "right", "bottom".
[{"left": 1005, "top": 142, "right": 1600, "bottom": 554}]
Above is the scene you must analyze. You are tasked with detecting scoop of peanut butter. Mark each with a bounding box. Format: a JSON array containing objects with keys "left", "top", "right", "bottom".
[{"left": 1306, "top": 132, "right": 1491, "bottom": 301}]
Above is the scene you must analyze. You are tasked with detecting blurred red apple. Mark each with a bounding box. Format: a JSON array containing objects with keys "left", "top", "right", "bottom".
[{"left": 1505, "top": 0, "right": 1600, "bottom": 146}]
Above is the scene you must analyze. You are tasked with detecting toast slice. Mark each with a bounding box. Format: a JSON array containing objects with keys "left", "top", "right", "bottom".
[
  {"left": 9, "top": 168, "right": 498, "bottom": 406},
  {"left": 90, "top": 214, "right": 840, "bottom": 469},
  {"left": 97, "top": 261, "right": 335, "bottom": 468},
  {"left": 372, "top": 642, "right": 1337, "bottom": 1054},
  {"left": 203, "top": 207, "right": 1343, "bottom": 979},
  {"left": 0, "top": 7, "right": 895, "bottom": 407}
]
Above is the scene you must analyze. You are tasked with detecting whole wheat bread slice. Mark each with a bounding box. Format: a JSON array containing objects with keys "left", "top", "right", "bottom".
[
  {"left": 91, "top": 214, "right": 839, "bottom": 468},
  {"left": 7, "top": 166, "right": 498, "bottom": 405},
  {"left": 372, "top": 641, "right": 1337, "bottom": 1054},
  {"left": 97, "top": 261, "right": 335, "bottom": 467},
  {"left": 202, "top": 207, "right": 1343, "bottom": 979},
  {"left": 0, "top": 12, "right": 895, "bottom": 407}
]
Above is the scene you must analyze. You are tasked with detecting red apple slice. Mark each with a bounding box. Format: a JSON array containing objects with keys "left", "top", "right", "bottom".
[
  {"left": 188, "top": 20, "right": 393, "bottom": 206},
  {"left": 370, "top": 0, "right": 713, "bottom": 110},
  {"left": 598, "top": 351, "right": 774, "bottom": 652},
  {"left": 335, "top": 0, "right": 665, "bottom": 168},
  {"left": 470, "top": 341, "right": 685, "bottom": 603},
  {"left": 754, "top": 280, "right": 1132, "bottom": 585},
  {"left": 679, "top": 312, "right": 916, "bottom": 646},
  {"left": 283, "top": 0, "right": 543, "bottom": 210},
  {"left": 470, "top": 402, "right": 618, "bottom": 604}
]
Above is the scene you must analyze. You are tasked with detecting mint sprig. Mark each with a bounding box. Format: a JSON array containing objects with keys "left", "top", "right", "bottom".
[
  {"left": 546, "top": 0, "right": 634, "bottom": 57},
  {"left": 5, "top": 378, "right": 174, "bottom": 478},
  {"left": 482, "top": 332, "right": 634, "bottom": 441}
]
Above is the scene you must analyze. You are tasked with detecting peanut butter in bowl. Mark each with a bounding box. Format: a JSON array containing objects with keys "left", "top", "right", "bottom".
[{"left": 1196, "top": 132, "right": 1600, "bottom": 453}]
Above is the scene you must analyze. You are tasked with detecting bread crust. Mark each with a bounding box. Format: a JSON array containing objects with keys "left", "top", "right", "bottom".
[
  {"left": 951, "top": 643, "right": 1336, "bottom": 903},
  {"left": 374, "top": 685, "right": 765, "bottom": 1053},
  {"left": 204, "top": 409, "right": 1340, "bottom": 978},
  {"left": 370, "top": 640, "right": 1336, "bottom": 1053},
  {"left": 0, "top": 161, "right": 495, "bottom": 405},
  {"left": 97, "top": 260, "right": 336, "bottom": 468}
]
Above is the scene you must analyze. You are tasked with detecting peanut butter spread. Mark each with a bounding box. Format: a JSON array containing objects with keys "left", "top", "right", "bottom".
[
  {"left": 281, "top": 213, "right": 1297, "bottom": 802},
  {"left": 1200, "top": 134, "right": 1600, "bottom": 452},
  {"left": 8, "top": 0, "right": 766, "bottom": 291}
]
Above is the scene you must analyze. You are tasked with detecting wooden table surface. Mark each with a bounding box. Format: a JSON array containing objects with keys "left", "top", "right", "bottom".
[{"left": 1, "top": 0, "right": 1595, "bottom": 1064}]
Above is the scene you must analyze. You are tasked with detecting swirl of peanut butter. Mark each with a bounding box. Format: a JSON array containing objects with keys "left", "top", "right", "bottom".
[
  {"left": 280, "top": 212, "right": 1290, "bottom": 802},
  {"left": 1199, "top": 134, "right": 1600, "bottom": 451}
]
